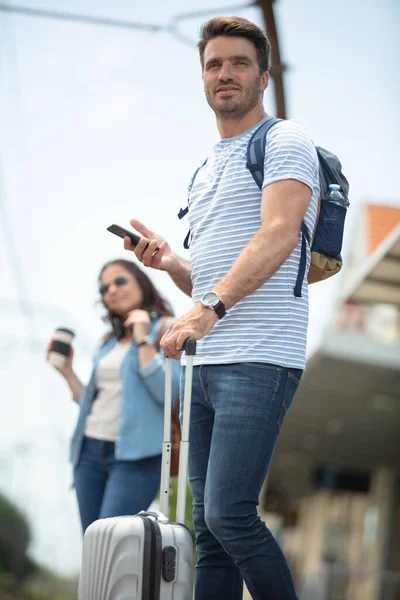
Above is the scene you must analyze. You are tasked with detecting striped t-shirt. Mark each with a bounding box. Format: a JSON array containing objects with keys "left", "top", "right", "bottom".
[{"left": 187, "top": 117, "right": 320, "bottom": 370}]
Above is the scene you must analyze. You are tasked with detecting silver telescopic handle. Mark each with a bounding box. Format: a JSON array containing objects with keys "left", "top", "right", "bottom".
[
  {"left": 159, "top": 357, "right": 173, "bottom": 518},
  {"left": 176, "top": 338, "right": 196, "bottom": 525}
]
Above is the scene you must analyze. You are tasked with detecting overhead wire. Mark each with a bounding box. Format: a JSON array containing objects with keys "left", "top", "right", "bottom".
[
  {"left": 166, "top": 1, "right": 255, "bottom": 47},
  {"left": 0, "top": 2, "right": 41, "bottom": 358},
  {"left": 0, "top": 3, "right": 162, "bottom": 32},
  {"left": 0, "top": 2, "right": 257, "bottom": 48},
  {"left": 0, "top": 3, "right": 100, "bottom": 360}
]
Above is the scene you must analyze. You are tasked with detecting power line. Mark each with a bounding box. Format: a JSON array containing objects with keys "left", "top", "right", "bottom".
[
  {"left": 0, "top": 2, "right": 259, "bottom": 51},
  {"left": 169, "top": 1, "right": 255, "bottom": 24},
  {"left": 0, "top": 3, "right": 101, "bottom": 361},
  {"left": 0, "top": 110, "right": 39, "bottom": 350},
  {"left": 166, "top": 2, "right": 255, "bottom": 46},
  {"left": 0, "top": 3, "right": 162, "bottom": 32}
]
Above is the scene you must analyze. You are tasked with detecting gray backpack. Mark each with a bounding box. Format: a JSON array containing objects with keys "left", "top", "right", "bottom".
[{"left": 179, "top": 116, "right": 350, "bottom": 297}]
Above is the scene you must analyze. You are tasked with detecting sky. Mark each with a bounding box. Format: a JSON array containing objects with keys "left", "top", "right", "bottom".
[{"left": 0, "top": 0, "right": 399, "bottom": 576}]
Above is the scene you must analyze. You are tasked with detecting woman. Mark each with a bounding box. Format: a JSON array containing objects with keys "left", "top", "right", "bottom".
[{"left": 47, "top": 259, "right": 180, "bottom": 532}]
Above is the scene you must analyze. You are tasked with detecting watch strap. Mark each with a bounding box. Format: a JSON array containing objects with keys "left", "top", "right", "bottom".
[
  {"left": 213, "top": 300, "right": 226, "bottom": 319},
  {"left": 137, "top": 335, "right": 152, "bottom": 347}
]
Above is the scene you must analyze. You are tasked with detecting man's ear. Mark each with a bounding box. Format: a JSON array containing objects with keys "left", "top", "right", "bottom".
[{"left": 261, "top": 71, "right": 269, "bottom": 92}]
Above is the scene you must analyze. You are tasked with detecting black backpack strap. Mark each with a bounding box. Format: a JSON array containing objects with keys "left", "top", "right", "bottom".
[
  {"left": 294, "top": 223, "right": 310, "bottom": 298},
  {"left": 246, "top": 116, "right": 281, "bottom": 190},
  {"left": 246, "top": 116, "right": 313, "bottom": 299},
  {"left": 178, "top": 159, "right": 207, "bottom": 249},
  {"left": 182, "top": 230, "right": 190, "bottom": 249},
  {"left": 177, "top": 206, "right": 188, "bottom": 219}
]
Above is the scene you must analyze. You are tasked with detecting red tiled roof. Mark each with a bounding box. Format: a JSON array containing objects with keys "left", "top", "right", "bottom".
[{"left": 366, "top": 205, "right": 400, "bottom": 253}]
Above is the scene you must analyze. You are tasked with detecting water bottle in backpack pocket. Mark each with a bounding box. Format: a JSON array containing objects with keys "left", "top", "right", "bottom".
[{"left": 313, "top": 184, "right": 349, "bottom": 258}]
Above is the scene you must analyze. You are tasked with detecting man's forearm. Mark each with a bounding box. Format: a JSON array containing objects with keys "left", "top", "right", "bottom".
[
  {"left": 214, "top": 223, "right": 298, "bottom": 309},
  {"left": 167, "top": 255, "right": 193, "bottom": 297}
]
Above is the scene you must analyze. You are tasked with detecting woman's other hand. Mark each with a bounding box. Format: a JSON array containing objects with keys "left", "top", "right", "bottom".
[
  {"left": 124, "top": 310, "right": 151, "bottom": 343},
  {"left": 46, "top": 339, "right": 74, "bottom": 378}
]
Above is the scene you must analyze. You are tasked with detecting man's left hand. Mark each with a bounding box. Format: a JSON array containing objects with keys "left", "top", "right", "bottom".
[{"left": 161, "top": 304, "right": 218, "bottom": 358}]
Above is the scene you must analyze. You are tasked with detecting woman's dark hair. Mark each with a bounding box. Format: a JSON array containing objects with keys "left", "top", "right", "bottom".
[
  {"left": 99, "top": 259, "right": 174, "bottom": 324},
  {"left": 198, "top": 16, "right": 271, "bottom": 74}
]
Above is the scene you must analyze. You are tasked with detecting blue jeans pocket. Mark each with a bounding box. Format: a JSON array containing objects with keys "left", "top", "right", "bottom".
[{"left": 243, "top": 362, "right": 281, "bottom": 373}]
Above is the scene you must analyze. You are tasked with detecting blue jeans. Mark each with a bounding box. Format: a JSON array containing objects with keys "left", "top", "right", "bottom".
[
  {"left": 184, "top": 362, "right": 302, "bottom": 600},
  {"left": 73, "top": 436, "right": 161, "bottom": 532}
]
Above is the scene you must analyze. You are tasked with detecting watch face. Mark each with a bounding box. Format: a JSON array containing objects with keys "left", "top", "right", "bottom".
[{"left": 202, "top": 291, "right": 219, "bottom": 307}]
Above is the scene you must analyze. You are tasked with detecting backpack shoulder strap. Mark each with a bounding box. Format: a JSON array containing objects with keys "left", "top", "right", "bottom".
[
  {"left": 178, "top": 158, "right": 208, "bottom": 249},
  {"left": 246, "top": 116, "right": 281, "bottom": 190},
  {"left": 246, "top": 116, "right": 314, "bottom": 298},
  {"left": 178, "top": 159, "right": 208, "bottom": 221}
]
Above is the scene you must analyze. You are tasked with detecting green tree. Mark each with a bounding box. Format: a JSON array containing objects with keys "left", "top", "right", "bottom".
[{"left": 0, "top": 493, "right": 36, "bottom": 584}]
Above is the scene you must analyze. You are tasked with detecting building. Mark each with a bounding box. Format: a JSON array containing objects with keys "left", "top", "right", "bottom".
[{"left": 263, "top": 204, "right": 400, "bottom": 600}]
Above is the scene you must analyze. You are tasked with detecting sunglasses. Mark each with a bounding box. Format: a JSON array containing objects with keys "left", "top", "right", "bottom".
[{"left": 99, "top": 276, "right": 129, "bottom": 296}]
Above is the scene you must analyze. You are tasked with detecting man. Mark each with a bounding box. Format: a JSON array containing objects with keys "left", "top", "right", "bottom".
[{"left": 124, "top": 16, "right": 319, "bottom": 600}]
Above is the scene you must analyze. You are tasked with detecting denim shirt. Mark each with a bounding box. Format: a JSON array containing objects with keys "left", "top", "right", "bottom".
[{"left": 70, "top": 317, "right": 181, "bottom": 465}]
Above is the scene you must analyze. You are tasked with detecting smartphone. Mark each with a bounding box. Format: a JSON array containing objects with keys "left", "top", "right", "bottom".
[{"left": 107, "top": 224, "right": 145, "bottom": 248}]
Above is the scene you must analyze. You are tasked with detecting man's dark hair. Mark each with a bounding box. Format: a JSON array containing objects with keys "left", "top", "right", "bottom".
[{"left": 198, "top": 16, "right": 271, "bottom": 74}]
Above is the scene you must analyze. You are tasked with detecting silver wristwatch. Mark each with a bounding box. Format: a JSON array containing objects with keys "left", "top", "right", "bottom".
[
  {"left": 137, "top": 335, "right": 153, "bottom": 348},
  {"left": 200, "top": 291, "right": 226, "bottom": 319}
]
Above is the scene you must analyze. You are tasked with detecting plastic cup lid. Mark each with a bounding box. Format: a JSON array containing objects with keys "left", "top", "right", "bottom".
[{"left": 55, "top": 327, "right": 75, "bottom": 336}]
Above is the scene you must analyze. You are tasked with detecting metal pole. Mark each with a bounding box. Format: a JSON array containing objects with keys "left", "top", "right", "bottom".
[
  {"left": 176, "top": 354, "right": 194, "bottom": 524},
  {"left": 256, "top": 0, "right": 287, "bottom": 118},
  {"left": 159, "top": 358, "right": 173, "bottom": 518}
]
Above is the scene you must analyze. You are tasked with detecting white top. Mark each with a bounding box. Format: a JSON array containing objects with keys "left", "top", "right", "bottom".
[
  {"left": 84, "top": 342, "right": 130, "bottom": 442},
  {"left": 187, "top": 118, "right": 320, "bottom": 370}
]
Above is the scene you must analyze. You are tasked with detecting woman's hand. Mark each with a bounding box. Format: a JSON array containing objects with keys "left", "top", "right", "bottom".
[
  {"left": 124, "top": 310, "right": 151, "bottom": 343},
  {"left": 46, "top": 339, "right": 74, "bottom": 378},
  {"left": 46, "top": 340, "right": 83, "bottom": 403}
]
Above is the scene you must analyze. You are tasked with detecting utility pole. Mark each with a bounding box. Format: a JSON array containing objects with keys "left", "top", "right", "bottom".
[{"left": 256, "top": 0, "right": 287, "bottom": 118}]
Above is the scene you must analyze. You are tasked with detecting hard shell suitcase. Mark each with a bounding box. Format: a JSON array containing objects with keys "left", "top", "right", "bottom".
[{"left": 77, "top": 339, "right": 196, "bottom": 600}]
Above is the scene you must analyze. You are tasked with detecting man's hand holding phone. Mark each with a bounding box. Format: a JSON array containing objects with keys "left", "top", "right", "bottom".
[
  {"left": 108, "top": 218, "right": 193, "bottom": 297},
  {"left": 123, "top": 219, "right": 175, "bottom": 272}
]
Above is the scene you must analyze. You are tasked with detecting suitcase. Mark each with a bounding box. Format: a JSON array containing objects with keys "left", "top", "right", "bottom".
[{"left": 77, "top": 339, "right": 196, "bottom": 600}]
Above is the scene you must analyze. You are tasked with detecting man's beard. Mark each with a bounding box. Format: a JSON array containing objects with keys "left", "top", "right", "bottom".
[{"left": 206, "top": 79, "right": 262, "bottom": 121}]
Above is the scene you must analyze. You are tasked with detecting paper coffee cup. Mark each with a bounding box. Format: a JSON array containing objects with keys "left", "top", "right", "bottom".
[{"left": 48, "top": 327, "right": 75, "bottom": 368}]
